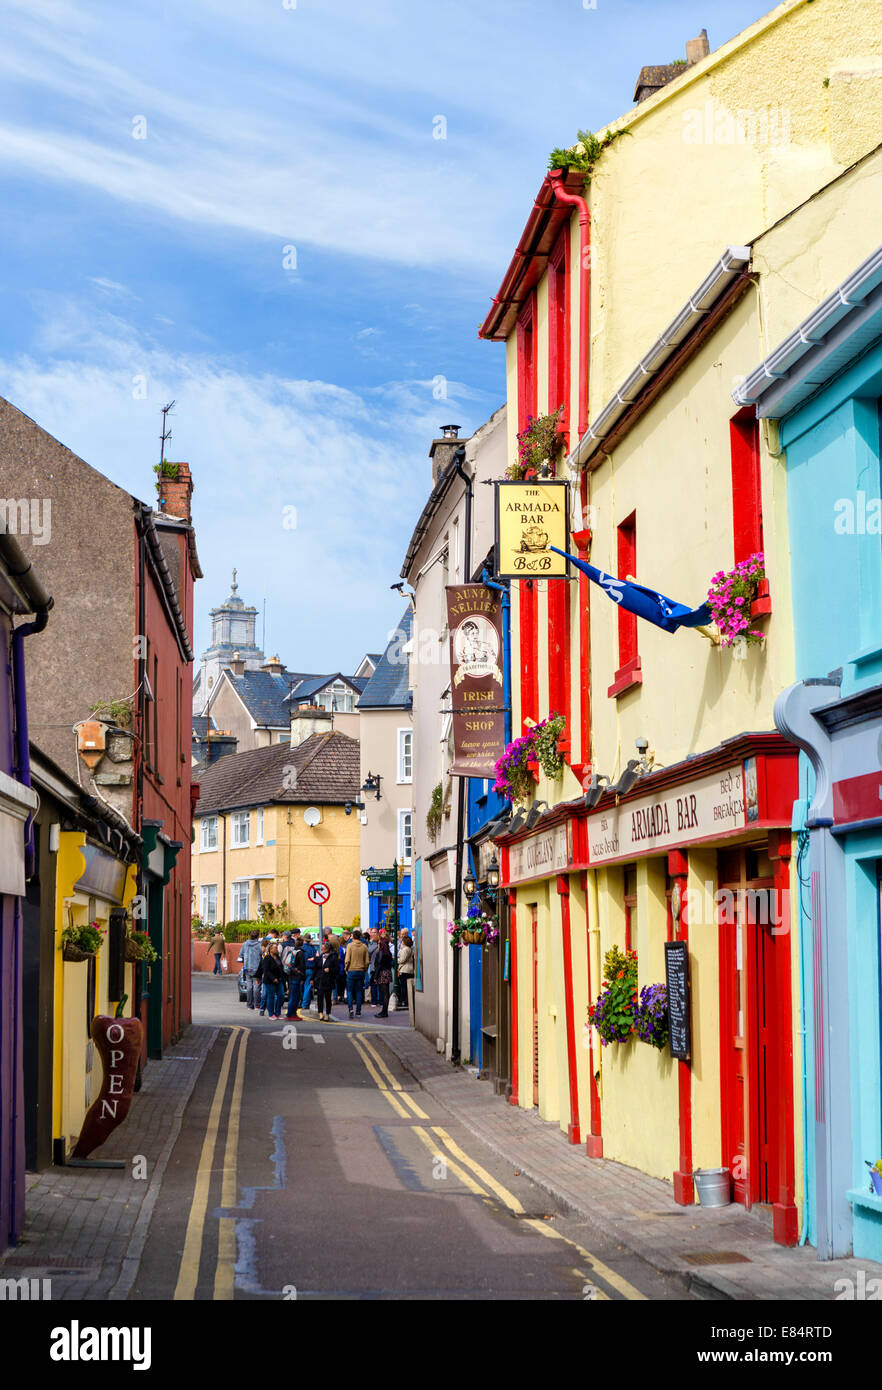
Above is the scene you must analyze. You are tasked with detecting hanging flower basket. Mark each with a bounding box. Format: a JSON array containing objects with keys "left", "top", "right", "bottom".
[
  {"left": 61, "top": 920, "right": 105, "bottom": 962},
  {"left": 448, "top": 907, "right": 499, "bottom": 948},
  {"left": 63, "top": 942, "right": 95, "bottom": 963},
  {"left": 505, "top": 407, "right": 565, "bottom": 481}
]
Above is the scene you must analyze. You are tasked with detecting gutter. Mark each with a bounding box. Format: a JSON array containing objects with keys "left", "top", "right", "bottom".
[
  {"left": 548, "top": 171, "right": 591, "bottom": 439},
  {"left": 733, "top": 243, "right": 882, "bottom": 417},
  {"left": 569, "top": 246, "right": 751, "bottom": 470},
  {"left": 137, "top": 503, "right": 195, "bottom": 663}
]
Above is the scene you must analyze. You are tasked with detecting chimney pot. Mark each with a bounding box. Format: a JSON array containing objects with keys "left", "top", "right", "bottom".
[
  {"left": 157, "top": 461, "right": 194, "bottom": 522},
  {"left": 685, "top": 29, "right": 710, "bottom": 65}
]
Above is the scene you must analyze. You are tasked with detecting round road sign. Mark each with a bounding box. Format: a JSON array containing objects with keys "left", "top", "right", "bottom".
[{"left": 308, "top": 882, "right": 330, "bottom": 906}]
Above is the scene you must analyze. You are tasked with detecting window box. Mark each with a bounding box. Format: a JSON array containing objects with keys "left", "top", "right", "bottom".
[
  {"left": 750, "top": 577, "right": 772, "bottom": 620},
  {"left": 608, "top": 656, "right": 643, "bottom": 699}
]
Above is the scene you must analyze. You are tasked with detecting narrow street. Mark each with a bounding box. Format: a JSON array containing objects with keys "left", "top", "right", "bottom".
[{"left": 131, "top": 978, "right": 690, "bottom": 1301}]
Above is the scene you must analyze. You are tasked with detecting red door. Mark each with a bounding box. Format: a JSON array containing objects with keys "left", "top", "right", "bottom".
[{"left": 719, "top": 848, "right": 776, "bottom": 1207}]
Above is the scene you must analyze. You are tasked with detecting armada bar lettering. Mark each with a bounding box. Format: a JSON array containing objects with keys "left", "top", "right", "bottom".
[{"left": 588, "top": 766, "right": 746, "bottom": 865}]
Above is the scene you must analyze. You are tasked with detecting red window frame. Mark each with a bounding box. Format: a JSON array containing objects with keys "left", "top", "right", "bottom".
[
  {"left": 548, "top": 230, "right": 570, "bottom": 437},
  {"left": 730, "top": 408, "right": 764, "bottom": 563},
  {"left": 517, "top": 292, "right": 537, "bottom": 434},
  {"left": 608, "top": 511, "right": 642, "bottom": 698}
]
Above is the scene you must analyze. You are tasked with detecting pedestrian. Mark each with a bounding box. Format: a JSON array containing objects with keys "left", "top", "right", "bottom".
[
  {"left": 373, "top": 935, "right": 394, "bottom": 1018},
  {"left": 366, "top": 928, "right": 380, "bottom": 1006},
  {"left": 336, "top": 930, "right": 351, "bottom": 1002},
  {"left": 344, "top": 929, "right": 370, "bottom": 1018},
  {"left": 316, "top": 939, "right": 339, "bottom": 1021},
  {"left": 301, "top": 933, "right": 318, "bottom": 1010},
  {"left": 210, "top": 927, "right": 227, "bottom": 975},
  {"left": 283, "top": 935, "right": 306, "bottom": 1018},
  {"left": 397, "top": 931, "right": 414, "bottom": 1012},
  {"left": 236, "top": 928, "right": 263, "bottom": 1009},
  {"left": 259, "top": 941, "right": 285, "bottom": 1019}
]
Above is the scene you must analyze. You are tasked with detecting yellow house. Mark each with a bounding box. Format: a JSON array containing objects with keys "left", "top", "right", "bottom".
[
  {"left": 192, "top": 708, "right": 361, "bottom": 932},
  {"left": 478, "top": 0, "right": 882, "bottom": 1244}
]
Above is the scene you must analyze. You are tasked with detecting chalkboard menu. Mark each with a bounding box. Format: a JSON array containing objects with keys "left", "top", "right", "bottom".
[{"left": 664, "top": 940, "right": 691, "bottom": 1062}]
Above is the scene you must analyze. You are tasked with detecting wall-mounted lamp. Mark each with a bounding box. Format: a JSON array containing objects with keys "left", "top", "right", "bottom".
[
  {"left": 463, "top": 870, "right": 477, "bottom": 899},
  {"left": 582, "top": 774, "right": 610, "bottom": 810},
  {"left": 361, "top": 771, "right": 382, "bottom": 801},
  {"left": 508, "top": 808, "right": 527, "bottom": 834},
  {"left": 344, "top": 799, "right": 366, "bottom": 816},
  {"left": 524, "top": 799, "right": 549, "bottom": 831},
  {"left": 613, "top": 759, "right": 642, "bottom": 796},
  {"left": 487, "top": 855, "right": 500, "bottom": 893}
]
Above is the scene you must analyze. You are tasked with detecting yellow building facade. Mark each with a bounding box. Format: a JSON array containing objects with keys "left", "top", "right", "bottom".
[{"left": 481, "top": 0, "right": 881, "bottom": 1244}]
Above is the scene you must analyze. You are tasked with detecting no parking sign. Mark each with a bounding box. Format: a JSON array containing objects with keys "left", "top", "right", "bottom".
[{"left": 308, "top": 882, "right": 330, "bottom": 906}]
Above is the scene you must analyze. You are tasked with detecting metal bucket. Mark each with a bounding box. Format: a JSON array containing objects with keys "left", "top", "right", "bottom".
[{"left": 694, "top": 1167, "right": 732, "bottom": 1208}]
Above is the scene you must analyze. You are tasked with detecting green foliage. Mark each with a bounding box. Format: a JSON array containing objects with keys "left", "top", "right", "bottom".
[
  {"left": 548, "top": 126, "right": 632, "bottom": 190},
  {"left": 125, "top": 927, "right": 158, "bottom": 963},
  {"left": 258, "top": 900, "right": 289, "bottom": 924},
  {"left": 62, "top": 920, "right": 106, "bottom": 954},
  {"left": 506, "top": 407, "right": 565, "bottom": 481},
  {"left": 153, "top": 460, "right": 180, "bottom": 479},
  {"left": 426, "top": 782, "right": 444, "bottom": 841},
  {"left": 88, "top": 698, "right": 133, "bottom": 728},
  {"left": 587, "top": 945, "right": 639, "bottom": 1046},
  {"left": 534, "top": 713, "right": 567, "bottom": 780}
]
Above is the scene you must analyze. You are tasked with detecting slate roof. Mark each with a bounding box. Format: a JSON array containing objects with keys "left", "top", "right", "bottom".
[
  {"left": 287, "top": 672, "right": 368, "bottom": 702},
  {"left": 194, "top": 731, "right": 361, "bottom": 814},
  {"left": 223, "top": 669, "right": 309, "bottom": 727},
  {"left": 357, "top": 608, "right": 413, "bottom": 709}
]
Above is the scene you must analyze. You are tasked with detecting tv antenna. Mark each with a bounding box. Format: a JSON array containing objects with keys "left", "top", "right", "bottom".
[{"left": 159, "top": 401, "right": 176, "bottom": 466}]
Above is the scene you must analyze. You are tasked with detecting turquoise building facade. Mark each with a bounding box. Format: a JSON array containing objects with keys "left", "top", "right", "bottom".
[{"left": 737, "top": 246, "right": 882, "bottom": 1260}]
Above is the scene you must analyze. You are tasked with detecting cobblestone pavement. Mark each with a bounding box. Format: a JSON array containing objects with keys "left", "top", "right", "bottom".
[
  {"left": 0, "top": 1026, "right": 216, "bottom": 1301},
  {"left": 376, "top": 1027, "right": 882, "bottom": 1301}
]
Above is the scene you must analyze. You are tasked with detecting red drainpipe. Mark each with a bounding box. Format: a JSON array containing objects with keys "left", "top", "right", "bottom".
[{"left": 547, "top": 171, "right": 590, "bottom": 439}]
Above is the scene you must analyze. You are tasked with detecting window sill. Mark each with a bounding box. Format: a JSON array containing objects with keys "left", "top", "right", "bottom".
[{"left": 608, "top": 657, "right": 642, "bottom": 699}]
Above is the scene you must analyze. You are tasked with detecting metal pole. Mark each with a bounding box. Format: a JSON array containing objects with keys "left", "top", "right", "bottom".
[
  {"left": 318, "top": 900, "right": 323, "bottom": 939},
  {"left": 390, "top": 859, "right": 399, "bottom": 1008}
]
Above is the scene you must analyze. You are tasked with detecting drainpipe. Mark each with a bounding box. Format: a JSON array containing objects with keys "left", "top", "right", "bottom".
[
  {"left": 450, "top": 446, "right": 472, "bottom": 1062},
  {"left": 547, "top": 171, "right": 590, "bottom": 440},
  {"left": 2, "top": 527, "right": 53, "bottom": 876}
]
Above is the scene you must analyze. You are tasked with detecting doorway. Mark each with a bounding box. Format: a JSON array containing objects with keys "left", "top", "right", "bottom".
[{"left": 719, "top": 845, "right": 780, "bottom": 1208}]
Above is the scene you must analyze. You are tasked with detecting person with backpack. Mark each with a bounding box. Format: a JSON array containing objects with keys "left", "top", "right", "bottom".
[
  {"left": 315, "top": 939, "right": 339, "bottom": 1021},
  {"left": 283, "top": 935, "right": 306, "bottom": 1019},
  {"left": 236, "top": 929, "right": 263, "bottom": 1010},
  {"left": 301, "top": 934, "right": 318, "bottom": 1011}
]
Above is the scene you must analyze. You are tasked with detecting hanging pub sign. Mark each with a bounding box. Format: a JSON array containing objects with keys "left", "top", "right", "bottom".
[
  {"left": 495, "top": 480, "right": 569, "bottom": 578},
  {"left": 446, "top": 583, "right": 506, "bottom": 779}
]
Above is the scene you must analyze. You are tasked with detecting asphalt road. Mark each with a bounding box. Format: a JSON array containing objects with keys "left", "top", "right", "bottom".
[{"left": 131, "top": 976, "right": 695, "bottom": 1301}]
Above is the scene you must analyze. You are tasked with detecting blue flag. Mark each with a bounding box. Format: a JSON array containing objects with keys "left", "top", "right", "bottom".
[{"left": 549, "top": 547, "right": 711, "bottom": 634}]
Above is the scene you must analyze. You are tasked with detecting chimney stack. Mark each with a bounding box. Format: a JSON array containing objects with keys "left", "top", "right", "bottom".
[
  {"left": 262, "top": 655, "right": 286, "bottom": 676},
  {"left": 289, "top": 703, "right": 333, "bottom": 748},
  {"left": 229, "top": 650, "right": 246, "bottom": 677},
  {"left": 685, "top": 29, "right": 710, "bottom": 65},
  {"left": 157, "top": 461, "right": 194, "bottom": 523},
  {"left": 429, "top": 425, "right": 468, "bottom": 487}
]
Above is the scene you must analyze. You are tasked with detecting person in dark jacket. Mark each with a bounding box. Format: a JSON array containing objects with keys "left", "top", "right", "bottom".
[
  {"left": 316, "top": 940, "right": 339, "bottom": 1021},
  {"left": 283, "top": 938, "right": 306, "bottom": 1018},
  {"left": 258, "top": 941, "right": 285, "bottom": 1019},
  {"left": 373, "top": 936, "right": 394, "bottom": 1019}
]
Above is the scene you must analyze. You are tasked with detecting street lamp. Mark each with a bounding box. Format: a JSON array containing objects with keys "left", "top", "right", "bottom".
[
  {"left": 361, "top": 771, "right": 382, "bottom": 800},
  {"left": 487, "top": 855, "right": 500, "bottom": 892},
  {"left": 463, "top": 869, "right": 477, "bottom": 900}
]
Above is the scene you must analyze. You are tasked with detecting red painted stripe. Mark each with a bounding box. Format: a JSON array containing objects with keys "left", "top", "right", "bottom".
[
  {"left": 508, "top": 885, "right": 519, "bottom": 1106},
  {"left": 833, "top": 770, "right": 882, "bottom": 824},
  {"left": 547, "top": 578, "right": 571, "bottom": 737},
  {"left": 521, "top": 582, "right": 538, "bottom": 725},
  {"left": 730, "top": 409, "right": 764, "bottom": 564},
  {"left": 558, "top": 876, "right": 580, "bottom": 1144}
]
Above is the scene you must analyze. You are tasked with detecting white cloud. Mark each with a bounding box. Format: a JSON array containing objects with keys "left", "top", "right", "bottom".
[{"left": 0, "top": 301, "right": 494, "bottom": 669}]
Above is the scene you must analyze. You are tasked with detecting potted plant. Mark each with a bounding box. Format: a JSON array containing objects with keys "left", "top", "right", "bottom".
[
  {"left": 426, "top": 782, "right": 444, "bottom": 842},
  {"left": 493, "top": 714, "right": 567, "bottom": 804},
  {"left": 587, "top": 945, "right": 638, "bottom": 1046},
  {"left": 505, "top": 408, "right": 565, "bottom": 481},
  {"left": 865, "top": 1160, "right": 882, "bottom": 1196},
  {"left": 61, "top": 920, "right": 105, "bottom": 962},
  {"left": 124, "top": 927, "right": 158, "bottom": 964},
  {"left": 706, "top": 553, "right": 767, "bottom": 654}
]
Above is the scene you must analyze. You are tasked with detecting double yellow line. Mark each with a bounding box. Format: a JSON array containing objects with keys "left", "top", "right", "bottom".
[
  {"left": 173, "top": 1027, "right": 248, "bottom": 1301},
  {"left": 350, "top": 1033, "right": 646, "bottom": 1301}
]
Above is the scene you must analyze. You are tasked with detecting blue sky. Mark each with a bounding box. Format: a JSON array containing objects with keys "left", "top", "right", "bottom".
[{"left": 0, "top": 0, "right": 769, "bottom": 673}]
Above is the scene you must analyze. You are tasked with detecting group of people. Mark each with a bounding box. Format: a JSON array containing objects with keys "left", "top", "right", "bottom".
[{"left": 228, "top": 925, "right": 415, "bottom": 1022}]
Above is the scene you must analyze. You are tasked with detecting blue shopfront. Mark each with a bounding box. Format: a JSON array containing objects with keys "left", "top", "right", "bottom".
[{"left": 738, "top": 245, "right": 882, "bottom": 1260}]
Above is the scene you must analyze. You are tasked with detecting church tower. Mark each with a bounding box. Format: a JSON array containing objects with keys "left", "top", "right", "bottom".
[{"left": 193, "top": 569, "right": 265, "bottom": 713}]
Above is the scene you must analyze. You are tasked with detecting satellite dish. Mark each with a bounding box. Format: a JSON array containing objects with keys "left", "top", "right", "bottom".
[{"left": 303, "top": 806, "right": 322, "bottom": 827}]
